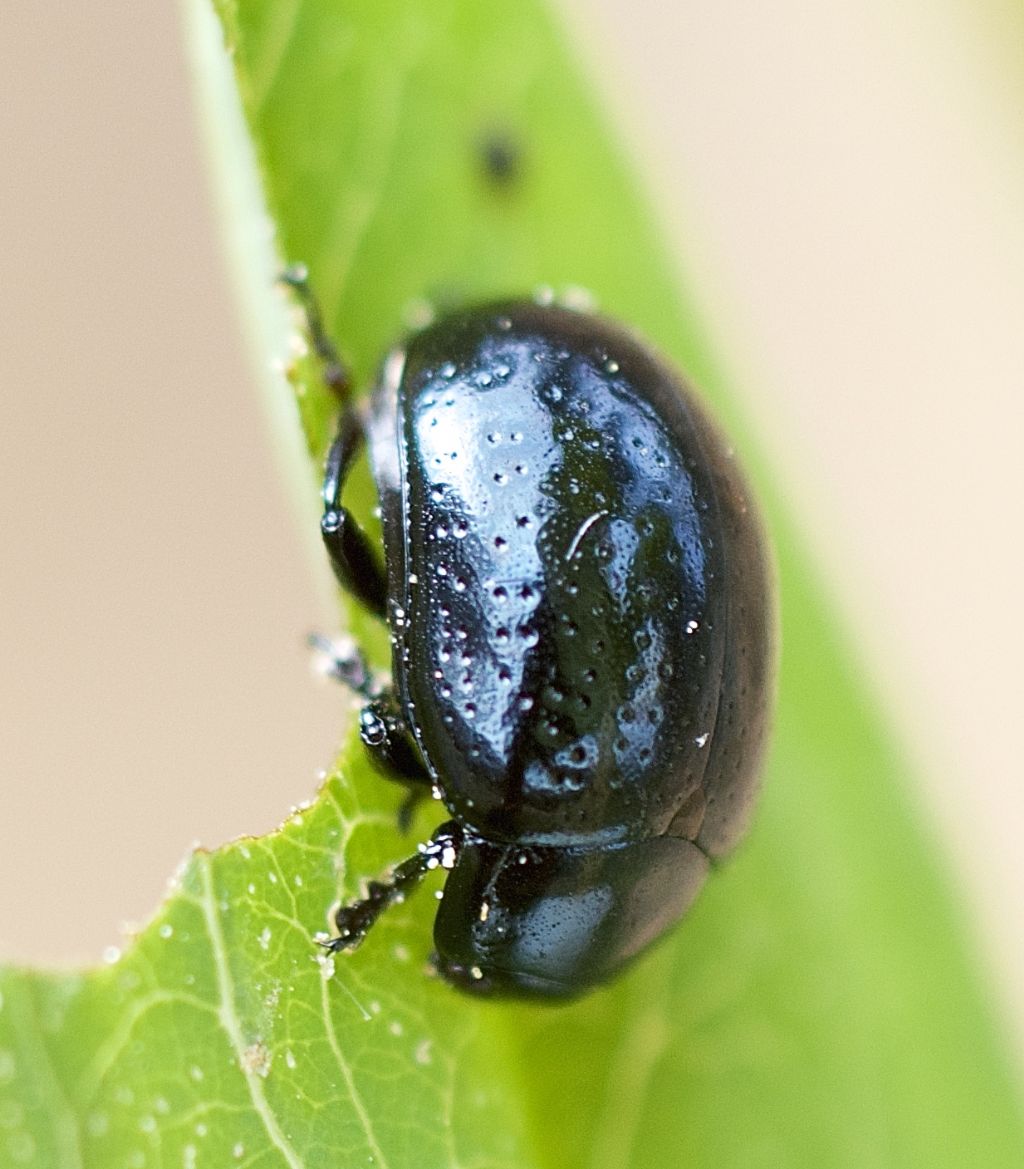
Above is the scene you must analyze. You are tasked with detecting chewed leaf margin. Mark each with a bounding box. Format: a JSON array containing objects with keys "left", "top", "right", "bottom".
[{"left": 0, "top": 737, "right": 538, "bottom": 1169}]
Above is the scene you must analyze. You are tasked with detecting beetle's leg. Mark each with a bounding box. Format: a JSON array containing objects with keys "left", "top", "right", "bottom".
[
  {"left": 321, "top": 821, "right": 463, "bottom": 952},
  {"left": 310, "top": 634, "right": 431, "bottom": 829},
  {"left": 280, "top": 264, "right": 352, "bottom": 397},
  {"left": 359, "top": 695, "right": 428, "bottom": 782},
  {"left": 318, "top": 400, "right": 389, "bottom": 619},
  {"left": 359, "top": 694, "right": 434, "bottom": 831},
  {"left": 281, "top": 265, "right": 388, "bottom": 618}
]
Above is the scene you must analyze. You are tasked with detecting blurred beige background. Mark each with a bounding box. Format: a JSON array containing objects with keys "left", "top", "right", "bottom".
[{"left": 1, "top": 0, "right": 1021, "bottom": 1051}]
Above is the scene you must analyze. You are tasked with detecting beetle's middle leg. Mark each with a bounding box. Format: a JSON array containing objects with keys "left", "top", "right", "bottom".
[
  {"left": 281, "top": 265, "right": 388, "bottom": 618},
  {"left": 311, "top": 634, "right": 433, "bottom": 830},
  {"left": 358, "top": 692, "right": 434, "bottom": 830}
]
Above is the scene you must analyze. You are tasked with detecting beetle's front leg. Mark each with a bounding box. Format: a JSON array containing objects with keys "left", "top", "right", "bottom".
[
  {"left": 319, "top": 419, "right": 389, "bottom": 617},
  {"left": 282, "top": 265, "right": 389, "bottom": 618},
  {"left": 280, "top": 263, "right": 352, "bottom": 397},
  {"left": 321, "top": 821, "right": 463, "bottom": 952}
]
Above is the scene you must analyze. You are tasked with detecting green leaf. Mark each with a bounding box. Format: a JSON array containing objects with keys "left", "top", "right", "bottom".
[{"left": 1, "top": 1, "right": 1022, "bottom": 1167}]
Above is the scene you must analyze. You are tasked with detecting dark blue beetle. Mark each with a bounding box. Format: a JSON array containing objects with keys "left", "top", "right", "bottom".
[{"left": 288, "top": 273, "right": 774, "bottom": 998}]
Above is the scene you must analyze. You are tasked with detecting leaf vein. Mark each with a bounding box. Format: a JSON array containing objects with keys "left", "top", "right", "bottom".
[
  {"left": 316, "top": 28, "right": 425, "bottom": 318},
  {"left": 72, "top": 987, "right": 217, "bottom": 1107},
  {"left": 198, "top": 853, "right": 306, "bottom": 1169},
  {"left": 317, "top": 967, "right": 393, "bottom": 1168},
  {"left": 248, "top": 0, "right": 303, "bottom": 111}
]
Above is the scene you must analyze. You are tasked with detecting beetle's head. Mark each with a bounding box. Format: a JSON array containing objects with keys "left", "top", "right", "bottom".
[{"left": 432, "top": 833, "right": 708, "bottom": 999}]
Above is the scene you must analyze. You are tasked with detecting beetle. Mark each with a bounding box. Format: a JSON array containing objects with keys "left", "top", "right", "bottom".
[{"left": 285, "top": 269, "right": 774, "bottom": 999}]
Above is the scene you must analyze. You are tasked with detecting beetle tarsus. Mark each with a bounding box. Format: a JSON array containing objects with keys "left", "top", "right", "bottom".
[
  {"left": 308, "top": 631, "right": 376, "bottom": 699},
  {"left": 280, "top": 264, "right": 352, "bottom": 399}
]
